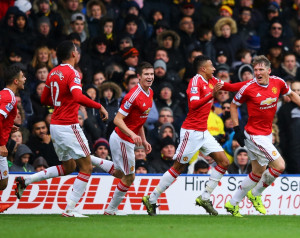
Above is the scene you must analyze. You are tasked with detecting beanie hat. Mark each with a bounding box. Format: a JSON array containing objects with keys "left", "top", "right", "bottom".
[
  {"left": 71, "top": 13, "right": 85, "bottom": 22},
  {"left": 135, "top": 160, "right": 148, "bottom": 171},
  {"left": 122, "top": 47, "right": 139, "bottom": 59},
  {"left": 15, "top": 0, "right": 32, "bottom": 13},
  {"left": 154, "top": 59, "right": 167, "bottom": 71},
  {"left": 220, "top": 5, "right": 233, "bottom": 16},
  {"left": 93, "top": 138, "right": 110, "bottom": 151},
  {"left": 160, "top": 136, "right": 176, "bottom": 150},
  {"left": 37, "top": 16, "right": 51, "bottom": 27}
]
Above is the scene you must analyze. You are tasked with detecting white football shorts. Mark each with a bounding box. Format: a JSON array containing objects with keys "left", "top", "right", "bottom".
[
  {"left": 0, "top": 156, "right": 9, "bottom": 180},
  {"left": 244, "top": 131, "right": 281, "bottom": 166},
  {"left": 109, "top": 131, "right": 135, "bottom": 175},
  {"left": 50, "top": 123, "right": 90, "bottom": 161},
  {"left": 174, "top": 129, "right": 223, "bottom": 164}
]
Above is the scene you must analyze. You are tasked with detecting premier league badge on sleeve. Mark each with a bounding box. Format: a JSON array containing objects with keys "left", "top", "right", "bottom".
[
  {"left": 74, "top": 77, "right": 81, "bottom": 84},
  {"left": 124, "top": 100, "right": 132, "bottom": 110},
  {"left": 191, "top": 87, "right": 198, "bottom": 94}
]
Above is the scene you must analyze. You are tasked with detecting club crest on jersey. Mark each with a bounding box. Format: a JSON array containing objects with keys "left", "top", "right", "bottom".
[
  {"left": 272, "top": 87, "right": 278, "bottom": 94},
  {"left": 6, "top": 103, "right": 13, "bottom": 112},
  {"left": 191, "top": 87, "right": 198, "bottom": 94},
  {"left": 130, "top": 166, "right": 135, "bottom": 172},
  {"left": 208, "top": 83, "right": 213, "bottom": 89},
  {"left": 3, "top": 170, "right": 7, "bottom": 176},
  {"left": 272, "top": 151, "right": 277, "bottom": 156},
  {"left": 74, "top": 77, "right": 81, "bottom": 84},
  {"left": 183, "top": 157, "right": 188, "bottom": 162},
  {"left": 260, "top": 97, "right": 277, "bottom": 106},
  {"left": 124, "top": 100, "right": 132, "bottom": 109}
]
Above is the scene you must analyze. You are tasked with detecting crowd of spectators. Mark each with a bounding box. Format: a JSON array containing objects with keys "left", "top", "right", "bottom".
[{"left": 1, "top": 0, "right": 300, "bottom": 174}]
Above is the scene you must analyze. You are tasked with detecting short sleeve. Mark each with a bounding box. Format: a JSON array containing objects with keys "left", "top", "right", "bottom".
[
  {"left": 68, "top": 69, "right": 82, "bottom": 92},
  {"left": 0, "top": 92, "right": 13, "bottom": 118}
]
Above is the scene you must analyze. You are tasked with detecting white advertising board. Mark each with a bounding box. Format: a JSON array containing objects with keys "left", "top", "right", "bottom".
[{"left": 1, "top": 174, "right": 299, "bottom": 215}]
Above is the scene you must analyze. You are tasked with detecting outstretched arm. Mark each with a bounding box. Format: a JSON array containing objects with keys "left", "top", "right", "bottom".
[
  {"left": 222, "top": 81, "right": 248, "bottom": 92},
  {"left": 288, "top": 91, "right": 300, "bottom": 106},
  {"left": 71, "top": 88, "right": 102, "bottom": 109}
]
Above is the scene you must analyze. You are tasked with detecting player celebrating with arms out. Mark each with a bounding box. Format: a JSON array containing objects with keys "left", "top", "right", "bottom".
[
  {"left": 225, "top": 55, "right": 300, "bottom": 217},
  {"left": 15, "top": 41, "right": 108, "bottom": 217},
  {"left": 103, "top": 62, "right": 154, "bottom": 215},
  {"left": 0, "top": 65, "right": 26, "bottom": 213},
  {"left": 142, "top": 55, "right": 245, "bottom": 216}
]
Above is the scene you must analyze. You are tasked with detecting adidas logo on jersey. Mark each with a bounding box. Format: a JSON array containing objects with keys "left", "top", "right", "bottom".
[
  {"left": 143, "top": 103, "right": 146, "bottom": 107},
  {"left": 256, "top": 93, "right": 261, "bottom": 97}
]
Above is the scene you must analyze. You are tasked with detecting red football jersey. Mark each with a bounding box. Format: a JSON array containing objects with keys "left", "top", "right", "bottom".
[
  {"left": 45, "top": 64, "right": 82, "bottom": 125},
  {"left": 115, "top": 84, "right": 153, "bottom": 143},
  {"left": 182, "top": 74, "right": 221, "bottom": 131},
  {"left": 0, "top": 88, "right": 17, "bottom": 145},
  {"left": 233, "top": 76, "right": 290, "bottom": 135}
]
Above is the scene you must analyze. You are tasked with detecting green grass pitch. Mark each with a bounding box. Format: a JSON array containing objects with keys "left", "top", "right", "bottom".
[{"left": 1, "top": 215, "right": 299, "bottom": 238}]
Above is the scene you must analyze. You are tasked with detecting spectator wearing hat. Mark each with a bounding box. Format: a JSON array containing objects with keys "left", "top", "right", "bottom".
[
  {"left": 147, "top": 107, "right": 175, "bottom": 151},
  {"left": 219, "top": 4, "right": 233, "bottom": 19},
  {"left": 121, "top": 46, "right": 139, "bottom": 72},
  {"left": 57, "top": 0, "right": 83, "bottom": 35},
  {"left": 119, "top": 14, "right": 144, "bottom": 52},
  {"left": 261, "top": 17, "right": 293, "bottom": 55},
  {"left": 69, "top": 12, "right": 89, "bottom": 43},
  {"left": 89, "top": 35, "right": 112, "bottom": 74},
  {"left": 35, "top": 16, "right": 56, "bottom": 47},
  {"left": 215, "top": 64, "right": 231, "bottom": 83},
  {"left": 86, "top": 0, "right": 106, "bottom": 38},
  {"left": 266, "top": 38, "right": 285, "bottom": 70},
  {"left": 134, "top": 145, "right": 147, "bottom": 161},
  {"left": 157, "top": 30, "right": 184, "bottom": 72},
  {"left": 148, "top": 136, "right": 177, "bottom": 173},
  {"left": 32, "top": 0, "right": 64, "bottom": 39},
  {"left": 33, "top": 156, "right": 49, "bottom": 172},
  {"left": 92, "top": 138, "right": 112, "bottom": 173},
  {"left": 213, "top": 17, "right": 245, "bottom": 66},
  {"left": 215, "top": 50, "right": 228, "bottom": 66},
  {"left": 236, "top": 63, "right": 254, "bottom": 82},
  {"left": 228, "top": 147, "right": 251, "bottom": 174},
  {"left": 135, "top": 160, "right": 149, "bottom": 174},
  {"left": 151, "top": 59, "right": 181, "bottom": 99},
  {"left": 10, "top": 144, "right": 34, "bottom": 172}
]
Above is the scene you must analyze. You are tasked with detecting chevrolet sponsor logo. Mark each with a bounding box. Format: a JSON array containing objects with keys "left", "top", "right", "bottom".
[{"left": 260, "top": 97, "right": 277, "bottom": 106}]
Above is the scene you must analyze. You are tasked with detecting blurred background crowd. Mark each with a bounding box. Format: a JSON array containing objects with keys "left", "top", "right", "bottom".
[{"left": 1, "top": 0, "right": 300, "bottom": 175}]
